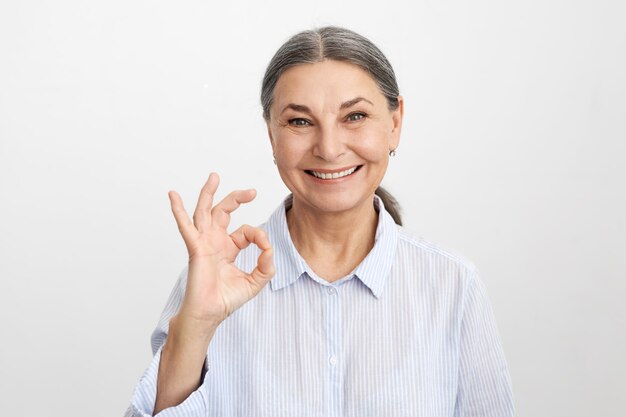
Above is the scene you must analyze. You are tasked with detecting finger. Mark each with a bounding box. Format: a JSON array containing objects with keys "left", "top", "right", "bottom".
[
  {"left": 230, "top": 225, "right": 271, "bottom": 252},
  {"left": 192, "top": 172, "right": 219, "bottom": 232},
  {"left": 168, "top": 190, "right": 197, "bottom": 242},
  {"left": 250, "top": 247, "right": 275, "bottom": 285},
  {"left": 211, "top": 189, "right": 256, "bottom": 229},
  {"left": 230, "top": 225, "right": 274, "bottom": 285}
]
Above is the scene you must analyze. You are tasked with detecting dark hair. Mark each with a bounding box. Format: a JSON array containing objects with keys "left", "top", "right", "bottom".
[{"left": 261, "top": 26, "right": 402, "bottom": 225}]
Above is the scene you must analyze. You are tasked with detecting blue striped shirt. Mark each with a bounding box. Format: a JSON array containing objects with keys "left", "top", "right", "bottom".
[{"left": 126, "top": 196, "right": 515, "bottom": 416}]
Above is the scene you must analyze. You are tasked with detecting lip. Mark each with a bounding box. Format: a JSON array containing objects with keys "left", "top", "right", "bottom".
[
  {"left": 304, "top": 165, "right": 363, "bottom": 182},
  {"left": 305, "top": 165, "right": 360, "bottom": 174}
]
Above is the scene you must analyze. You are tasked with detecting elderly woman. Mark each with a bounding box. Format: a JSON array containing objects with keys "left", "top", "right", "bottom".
[{"left": 126, "top": 26, "right": 514, "bottom": 417}]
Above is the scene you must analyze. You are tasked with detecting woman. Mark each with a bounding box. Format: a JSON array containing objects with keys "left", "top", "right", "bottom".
[{"left": 126, "top": 26, "right": 514, "bottom": 417}]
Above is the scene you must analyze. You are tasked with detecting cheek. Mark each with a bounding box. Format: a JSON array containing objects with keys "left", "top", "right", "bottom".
[
  {"left": 273, "top": 136, "right": 308, "bottom": 167},
  {"left": 348, "top": 128, "right": 390, "bottom": 162}
]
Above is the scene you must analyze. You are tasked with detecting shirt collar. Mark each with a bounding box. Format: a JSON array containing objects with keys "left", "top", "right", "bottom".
[{"left": 265, "top": 195, "right": 399, "bottom": 299}]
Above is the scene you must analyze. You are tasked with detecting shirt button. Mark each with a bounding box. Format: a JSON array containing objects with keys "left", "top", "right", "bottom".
[
  {"left": 329, "top": 355, "right": 337, "bottom": 366},
  {"left": 327, "top": 287, "right": 336, "bottom": 294}
]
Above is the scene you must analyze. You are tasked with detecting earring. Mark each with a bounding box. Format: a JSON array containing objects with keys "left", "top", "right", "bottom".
[{"left": 389, "top": 149, "right": 397, "bottom": 157}]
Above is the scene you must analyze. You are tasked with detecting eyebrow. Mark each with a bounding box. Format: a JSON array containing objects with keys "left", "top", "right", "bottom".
[
  {"left": 280, "top": 96, "right": 374, "bottom": 116},
  {"left": 340, "top": 96, "right": 374, "bottom": 110}
]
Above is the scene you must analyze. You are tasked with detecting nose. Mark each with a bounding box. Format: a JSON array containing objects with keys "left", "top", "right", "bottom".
[{"left": 312, "top": 124, "right": 346, "bottom": 162}]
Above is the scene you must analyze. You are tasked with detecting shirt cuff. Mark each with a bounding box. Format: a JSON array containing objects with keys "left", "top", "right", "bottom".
[{"left": 125, "top": 345, "right": 209, "bottom": 417}]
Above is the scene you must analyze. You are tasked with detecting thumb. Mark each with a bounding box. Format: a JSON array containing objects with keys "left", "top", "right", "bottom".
[{"left": 249, "top": 247, "right": 275, "bottom": 292}]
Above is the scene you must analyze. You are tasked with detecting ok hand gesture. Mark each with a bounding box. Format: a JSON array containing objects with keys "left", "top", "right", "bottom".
[{"left": 168, "top": 172, "right": 275, "bottom": 328}]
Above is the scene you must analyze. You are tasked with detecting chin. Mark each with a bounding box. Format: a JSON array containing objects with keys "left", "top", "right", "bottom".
[{"left": 296, "top": 190, "right": 374, "bottom": 215}]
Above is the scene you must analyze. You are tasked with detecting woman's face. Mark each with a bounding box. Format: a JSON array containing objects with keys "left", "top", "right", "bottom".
[{"left": 266, "top": 59, "right": 403, "bottom": 215}]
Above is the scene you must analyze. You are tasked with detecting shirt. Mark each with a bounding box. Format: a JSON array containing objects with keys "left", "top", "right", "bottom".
[{"left": 125, "top": 195, "right": 515, "bottom": 417}]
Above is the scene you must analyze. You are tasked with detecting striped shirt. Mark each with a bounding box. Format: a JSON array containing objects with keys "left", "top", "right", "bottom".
[{"left": 126, "top": 196, "right": 515, "bottom": 417}]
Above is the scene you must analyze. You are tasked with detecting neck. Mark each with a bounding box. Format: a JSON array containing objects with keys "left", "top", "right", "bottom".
[{"left": 286, "top": 195, "right": 378, "bottom": 282}]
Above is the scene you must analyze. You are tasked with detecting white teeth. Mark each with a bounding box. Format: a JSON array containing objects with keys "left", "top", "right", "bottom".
[{"left": 311, "top": 166, "right": 357, "bottom": 180}]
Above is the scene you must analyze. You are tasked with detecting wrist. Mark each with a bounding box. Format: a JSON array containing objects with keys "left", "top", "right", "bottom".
[{"left": 169, "top": 312, "right": 219, "bottom": 346}]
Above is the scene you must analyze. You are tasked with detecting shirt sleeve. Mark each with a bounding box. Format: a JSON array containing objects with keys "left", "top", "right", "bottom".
[
  {"left": 124, "top": 345, "right": 209, "bottom": 417},
  {"left": 454, "top": 271, "right": 515, "bottom": 417},
  {"left": 124, "top": 266, "right": 210, "bottom": 417}
]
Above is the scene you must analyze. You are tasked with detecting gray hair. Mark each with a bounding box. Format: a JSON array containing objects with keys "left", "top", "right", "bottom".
[{"left": 260, "top": 26, "right": 400, "bottom": 121}]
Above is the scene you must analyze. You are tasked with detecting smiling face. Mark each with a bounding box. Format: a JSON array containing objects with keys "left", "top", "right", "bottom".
[{"left": 266, "top": 59, "right": 404, "bottom": 216}]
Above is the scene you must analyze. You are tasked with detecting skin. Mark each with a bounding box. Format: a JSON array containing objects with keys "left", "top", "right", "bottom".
[
  {"left": 153, "top": 59, "right": 403, "bottom": 413},
  {"left": 267, "top": 59, "right": 404, "bottom": 280}
]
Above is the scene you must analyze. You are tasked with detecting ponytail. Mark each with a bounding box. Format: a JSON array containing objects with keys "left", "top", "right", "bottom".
[{"left": 375, "top": 186, "right": 402, "bottom": 225}]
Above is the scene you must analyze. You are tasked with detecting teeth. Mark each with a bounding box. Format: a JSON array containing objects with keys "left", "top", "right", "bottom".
[{"left": 311, "top": 166, "right": 357, "bottom": 180}]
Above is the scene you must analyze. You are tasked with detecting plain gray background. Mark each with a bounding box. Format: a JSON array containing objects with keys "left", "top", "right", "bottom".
[{"left": 1, "top": 1, "right": 624, "bottom": 416}]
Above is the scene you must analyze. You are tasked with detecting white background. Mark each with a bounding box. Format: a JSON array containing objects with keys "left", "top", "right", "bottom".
[{"left": 1, "top": 1, "right": 624, "bottom": 416}]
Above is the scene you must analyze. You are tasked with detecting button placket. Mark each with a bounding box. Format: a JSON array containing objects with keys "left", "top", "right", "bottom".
[{"left": 322, "top": 283, "right": 342, "bottom": 416}]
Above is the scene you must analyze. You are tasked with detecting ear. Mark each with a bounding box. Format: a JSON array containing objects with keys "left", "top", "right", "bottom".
[
  {"left": 266, "top": 120, "right": 276, "bottom": 154},
  {"left": 389, "top": 95, "right": 404, "bottom": 151}
]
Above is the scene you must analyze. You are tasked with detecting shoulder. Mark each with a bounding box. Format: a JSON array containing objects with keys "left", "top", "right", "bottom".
[{"left": 393, "top": 225, "right": 479, "bottom": 282}]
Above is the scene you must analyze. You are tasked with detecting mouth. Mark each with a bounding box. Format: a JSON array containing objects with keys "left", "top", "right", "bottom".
[{"left": 305, "top": 165, "right": 363, "bottom": 180}]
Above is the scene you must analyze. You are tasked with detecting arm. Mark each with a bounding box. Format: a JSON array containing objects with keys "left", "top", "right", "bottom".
[
  {"left": 125, "top": 268, "right": 212, "bottom": 417},
  {"left": 153, "top": 315, "right": 217, "bottom": 414},
  {"left": 125, "top": 173, "right": 275, "bottom": 416},
  {"left": 454, "top": 272, "right": 515, "bottom": 417},
  {"left": 125, "top": 343, "right": 209, "bottom": 417}
]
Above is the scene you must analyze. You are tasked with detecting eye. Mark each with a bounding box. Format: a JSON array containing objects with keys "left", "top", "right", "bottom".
[
  {"left": 288, "top": 118, "right": 312, "bottom": 127},
  {"left": 346, "top": 112, "right": 367, "bottom": 122}
]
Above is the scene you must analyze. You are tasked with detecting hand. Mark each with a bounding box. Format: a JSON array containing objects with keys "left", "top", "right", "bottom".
[{"left": 167, "top": 172, "right": 275, "bottom": 329}]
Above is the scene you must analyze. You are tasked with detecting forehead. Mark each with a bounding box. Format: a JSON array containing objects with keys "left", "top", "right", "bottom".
[{"left": 272, "top": 60, "right": 385, "bottom": 110}]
